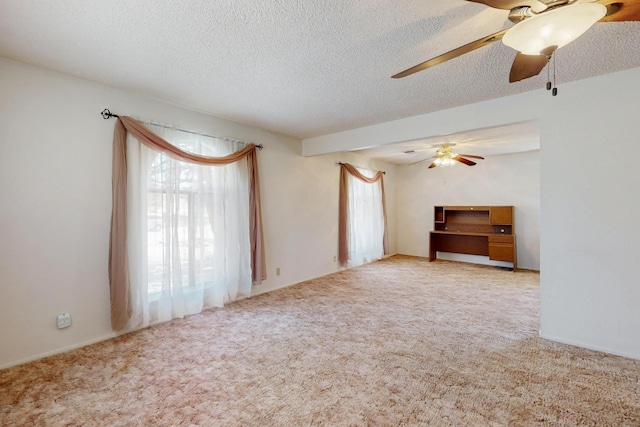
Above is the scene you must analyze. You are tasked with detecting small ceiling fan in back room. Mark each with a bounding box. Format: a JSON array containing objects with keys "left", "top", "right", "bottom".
[
  {"left": 392, "top": 0, "right": 640, "bottom": 87},
  {"left": 411, "top": 144, "right": 485, "bottom": 168}
]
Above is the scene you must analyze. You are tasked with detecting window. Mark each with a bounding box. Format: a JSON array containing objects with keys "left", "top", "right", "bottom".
[
  {"left": 127, "top": 124, "right": 251, "bottom": 326},
  {"left": 345, "top": 167, "right": 385, "bottom": 267}
]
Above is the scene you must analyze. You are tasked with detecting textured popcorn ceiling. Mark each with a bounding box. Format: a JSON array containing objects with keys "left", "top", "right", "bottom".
[{"left": 1, "top": 0, "right": 639, "bottom": 142}]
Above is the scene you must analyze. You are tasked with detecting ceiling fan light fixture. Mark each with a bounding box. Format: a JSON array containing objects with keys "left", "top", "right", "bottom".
[
  {"left": 502, "top": 2, "right": 607, "bottom": 55},
  {"left": 434, "top": 157, "right": 456, "bottom": 167}
]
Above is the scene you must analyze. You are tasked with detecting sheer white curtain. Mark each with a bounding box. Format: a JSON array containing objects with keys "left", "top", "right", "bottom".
[
  {"left": 126, "top": 123, "right": 251, "bottom": 328},
  {"left": 347, "top": 167, "right": 385, "bottom": 268}
]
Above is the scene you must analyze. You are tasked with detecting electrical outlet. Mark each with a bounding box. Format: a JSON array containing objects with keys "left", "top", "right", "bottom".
[
  {"left": 57, "top": 313, "right": 71, "bottom": 329},
  {"left": 333, "top": 255, "right": 337, "bottom": 262},
  {"left": 276, "top": 267, "right": 280, "bottom": 276}
]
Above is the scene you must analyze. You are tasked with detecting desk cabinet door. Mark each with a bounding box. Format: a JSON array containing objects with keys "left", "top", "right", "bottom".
[{"left": 490, "top": 206, "right": 513, "bottom": 225}]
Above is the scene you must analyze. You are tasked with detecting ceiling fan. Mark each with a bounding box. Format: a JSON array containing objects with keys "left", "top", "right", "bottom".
[
  {"left": 392, "top": 0, "right": 640, "bottom": 83},
  {"left": 411, "top": 144, "right": 485, "bottom": 168}
]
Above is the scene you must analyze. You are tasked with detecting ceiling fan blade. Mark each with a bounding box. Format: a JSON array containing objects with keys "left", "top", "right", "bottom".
[
  {"left": 428, "top": 162, "right": 438, "bottom": 169},
  {"left": 509, "top": 51, "right": 552, "bottom": 83},
  {"left": 597, "top": 0, "right": 640, "bottom": 22},
  {"left": 466, "top": 0, "right": 548, "bottom": 12},
  {"left": 454, "top": 156, "right": 477, "bottom": 166},
  {"left": 458, "top": 154, "right": 485, "bottom": 159},
  {"left": 392, "top": 29, "right": 508, "bottom": 79}
]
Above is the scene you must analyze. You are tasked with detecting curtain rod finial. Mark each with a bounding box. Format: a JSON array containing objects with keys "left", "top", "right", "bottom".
[{"left": 101, "top": 108, "right": 119, "bottom": 120}]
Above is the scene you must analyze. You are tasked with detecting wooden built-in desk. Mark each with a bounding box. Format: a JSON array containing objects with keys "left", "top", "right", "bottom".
[{"left": 429, "top": 206, "right": 517, "bottom": 271}]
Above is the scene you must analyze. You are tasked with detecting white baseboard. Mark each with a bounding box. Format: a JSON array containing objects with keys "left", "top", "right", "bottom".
[
  {"left": 0, "top": 332, "right": 119, "bottom": 371},
  {"left": 437, "top": 252, "right": 513, "bottom": 269},
  {"left": 539, "top": 332, "right": 640, "bottom": 361},
  {"left": 250, "top": 253, "right": 399, "bottom": 298}
]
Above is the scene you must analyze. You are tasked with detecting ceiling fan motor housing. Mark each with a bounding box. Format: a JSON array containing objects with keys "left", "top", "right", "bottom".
[
  {"left": 508, "top": 0, "right": 576, "bottom": 23},
  {"left": 508, "top": 6, "right": 534, "bottom": 22}
]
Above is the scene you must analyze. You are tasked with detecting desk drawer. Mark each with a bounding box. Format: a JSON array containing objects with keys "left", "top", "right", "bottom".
[
  {"left": 488, "top": 235, "right": 514, "bottom": 244},
  {"left": 489, "top": 243, "right": 514, "bottom": 262}
]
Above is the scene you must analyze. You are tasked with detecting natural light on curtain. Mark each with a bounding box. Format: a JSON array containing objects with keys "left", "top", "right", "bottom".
[
  {"left": 126, "top": 123, "right": 251, "bottom": 327},
  {"left": 346, "top": 167, "right": 385, "bottom": 267}
]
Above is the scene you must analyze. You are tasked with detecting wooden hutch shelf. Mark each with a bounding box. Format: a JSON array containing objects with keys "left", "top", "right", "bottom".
[{"left": 429, "top": 206, "right": 517, "bottom": 271}]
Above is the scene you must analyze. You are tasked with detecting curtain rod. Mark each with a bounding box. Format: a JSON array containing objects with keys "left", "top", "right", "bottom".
[
  {"left": 337, "top": 161, "right": 385, "bottom": 174},
  {"left": 101, "top": 109, "right": 263, "bottom": 150}
]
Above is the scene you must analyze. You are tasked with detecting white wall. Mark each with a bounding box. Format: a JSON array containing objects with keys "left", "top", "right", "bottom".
[
  {"left": 0, "top": 57, "right": 397, "bottom": 369},
  {"left": 538, "top": 75, "right": 640, "bottom": 359},
  {"left": 398, "top": 150, "right": 540, "bottom": 270},
  {"left": 303, "top": 66, "right": 640, "bottom": 360}
]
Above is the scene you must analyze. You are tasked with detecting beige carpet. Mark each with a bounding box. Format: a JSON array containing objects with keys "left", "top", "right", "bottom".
[{"left": 2, "top": 255, "right": 639, "bottom": 426}]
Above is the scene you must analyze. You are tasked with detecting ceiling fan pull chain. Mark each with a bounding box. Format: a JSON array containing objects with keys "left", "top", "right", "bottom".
[
  {"left": 546, "top": 62, "right": 552, "bottom": 91},
  {"left": 552, "top": 54, "right": 558, "bottom": 96}
]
